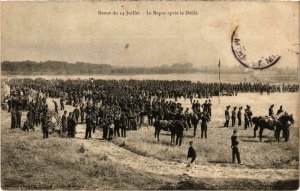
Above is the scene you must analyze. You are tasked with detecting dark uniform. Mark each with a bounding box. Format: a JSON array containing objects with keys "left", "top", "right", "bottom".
[
  {"left": 277, "top": 105, "right": 284, "bottom": 115},
  {"left": 231, "top": 130, "right": 242, "bottom": 164},
  {"left": 237, "top": 107, "right": 242, "bottom": 127},
  {"left": 191, "top": 112, "right": 199, "bottom": 137},
  {"left": 224, "top": 106, "right": 230, "bottom": 128},
  {"left": 85, "top": 115, "right": 93, "bottom": 139},
  {"left": 11, "top": 109, "right": 17, "bottom": 129},
  {"left": 200, "top": 111, "right": 210, "bottom": 139},
  {"left": 187, "top": 143, "right": 197, "bottom": 163},
  {"left": 61, "top": 111, "right": 68, "bottom": 133},
  {"left": 120, "top": 112, "right": 127, "bottom": 137},
  {"left": 68, "top": 115, "right": 77, "bottom": 138},
  {"left": 244, "top": 108, "right": 249, "bottom": 129},
  {"left": 16, "top": 109, "right": 22, "bottom": 129},
  {"left": 231, "top": 107, "right": 236, "bottom": 127},
  {"left": 42, "top": 116, "right": 51, "bottom": 138},
  {"left": 247, "top": 106, "right": 253, "bottom": 127},
  {"left": 207, "top": 100, "right": 212, "bottom": 117},
  {"left": 269, "top": 105, "right": 274, "bottom": 117}
]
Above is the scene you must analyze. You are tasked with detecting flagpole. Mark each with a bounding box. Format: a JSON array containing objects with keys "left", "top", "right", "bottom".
[{"left": 218, "top": 60, "right": 221, "bottom": 104}]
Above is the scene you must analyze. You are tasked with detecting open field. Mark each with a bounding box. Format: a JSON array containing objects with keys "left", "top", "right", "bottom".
[
  {"left": 1, "top": 92, "right": 299, "bottom": 189},
  {"left": 112, "top": 93, "right": 299, "bottom": 170}
]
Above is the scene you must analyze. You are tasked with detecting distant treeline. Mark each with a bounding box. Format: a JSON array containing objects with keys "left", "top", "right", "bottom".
[
  {"left": 1, "top": 60, "right": 298, "bottom": 75},
  {"left": 1, "top": 61, "right": 197, "bottom": 75}
]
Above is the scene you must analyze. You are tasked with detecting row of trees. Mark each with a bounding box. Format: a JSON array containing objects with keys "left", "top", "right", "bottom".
[{"left": 1, "top": 60, "right": 297, "bottom": 75}]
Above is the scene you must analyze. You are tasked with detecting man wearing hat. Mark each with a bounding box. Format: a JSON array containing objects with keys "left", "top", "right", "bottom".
[
  {"left": 231, "top": 129, "right": 242, "bottom": 164},
  {"left": 200, "top": 110, "right": 210, "bottom": 139},
  {"left": 223, "top": 105, "right": 230, "bottom": 128},
  {"left": 207, "top": 99, "right": 212, "bottom": 117},
  {"left": 85, "top": 114, "right": 94, "bottom": 139},
  {"left": 277, "top": 105, "right": 284, "bottom": 115},
  {"left": 42, "top": 114, "right": 51, "bottom": 138},
  {"left": 237, "top": 107, "right": 243, "bottom": 127},
  {"left": 247, "top": 105, "right": 253, "bottom": 127},
  {"left": 231, "top": 107, "right": 237, "bottom": 127},
  {"left": 269, "top": 104, "right": 275, "bottom": 117},
  {"left": 244, "top": 107, "right": 249, "bottom": 129},
  {"left": 186, "top": 141, "right": 197, "bottom": 172}
]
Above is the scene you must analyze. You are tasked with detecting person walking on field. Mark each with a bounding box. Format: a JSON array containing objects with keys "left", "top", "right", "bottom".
[
  {"left": 231, "top": 129, "right": 242, "bottom": 165},
  {"left": 186, "top": 141, "right": 197, "bottom": 172}
]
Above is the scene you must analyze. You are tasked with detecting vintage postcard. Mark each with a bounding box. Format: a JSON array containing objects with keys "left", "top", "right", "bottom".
[{"left": 1, "top": 1, "right": 299, "bottom": 190}]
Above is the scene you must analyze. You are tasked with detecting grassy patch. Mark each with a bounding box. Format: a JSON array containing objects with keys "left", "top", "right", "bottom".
[{"left": 112, "top": 121, "right": 299, "bottom": 169}]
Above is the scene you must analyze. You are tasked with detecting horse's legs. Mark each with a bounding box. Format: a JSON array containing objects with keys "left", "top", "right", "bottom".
[
  {"left": 259, "top": 128, "right": 263, "bottom": 142},
  {"left": 284, "top": 128, "right": 289, "bottom": 142},
  {"left": 179, "top": 133, "right": 183, "bottom": 146},
  {"left": 254, "top": 125, "right": 258, "bottom": 138},
  {"left": 171, "top": 133, "right": 174, "bottom": 144}
]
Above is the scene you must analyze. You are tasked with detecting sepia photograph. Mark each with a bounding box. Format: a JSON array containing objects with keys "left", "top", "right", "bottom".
[{"left": 1, "top": 1, "right": 299, "bottom": 190}]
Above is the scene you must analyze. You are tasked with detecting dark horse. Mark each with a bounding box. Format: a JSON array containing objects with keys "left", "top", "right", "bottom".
[
  {"left": 275, "top": 113, "right": 294, "bottom": 142},
  {"left": 252, "top": 113, "right": 294, "bottom": 142},
  {"left": 153, "top": 120, "right": 185, "bottom": 146}
]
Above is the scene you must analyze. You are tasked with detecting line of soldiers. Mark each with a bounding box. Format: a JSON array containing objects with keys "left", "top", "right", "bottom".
[
  {"left": 224, "top": 105, "right": 253, "bottom": 129},
  {"left": 5, "top": 79, "right": 299, "bottom": 109}
]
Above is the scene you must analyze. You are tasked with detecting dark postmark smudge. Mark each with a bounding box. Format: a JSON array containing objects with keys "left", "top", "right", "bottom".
[{"left": 231, "top": 26, "right": 281, "bottom": 70}]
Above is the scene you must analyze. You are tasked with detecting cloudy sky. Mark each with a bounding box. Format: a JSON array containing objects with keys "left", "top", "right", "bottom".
[{"left": 2, "top": 2, "right": 299, "bottom": 68}]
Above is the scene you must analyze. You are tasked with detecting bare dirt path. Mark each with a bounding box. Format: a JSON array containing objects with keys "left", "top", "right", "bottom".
[{"left": 74, "top": 123, "right": 298, "bottom": 181}]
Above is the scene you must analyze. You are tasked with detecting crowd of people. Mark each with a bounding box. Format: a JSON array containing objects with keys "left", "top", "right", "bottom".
[{"left": 2, "top": 78, "right": 298, "bottom": 140}]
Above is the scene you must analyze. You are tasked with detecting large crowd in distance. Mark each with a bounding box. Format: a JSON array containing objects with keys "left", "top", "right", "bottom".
[{"left": 2, "top": 78, "right": 298, "bottom": 140}]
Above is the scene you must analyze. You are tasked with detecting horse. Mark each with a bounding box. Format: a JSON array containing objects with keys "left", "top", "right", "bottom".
[
  {"left": 274, "top": 113, "right": 294, "bottom": 142},
  {"left": 252, "top": 113, "right": 294, "bottom": 142},
  {"left": 153, "top": 120, "right": 185, "bottom": 145}
]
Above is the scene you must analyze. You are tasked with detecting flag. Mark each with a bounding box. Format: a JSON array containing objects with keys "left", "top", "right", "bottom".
[{"left": 218, "top": 60, "right": 221, "bottom": 81}]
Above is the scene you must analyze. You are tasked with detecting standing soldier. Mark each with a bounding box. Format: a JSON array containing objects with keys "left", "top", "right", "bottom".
[
  {"left": 85, "top": 114, "right": 93, "bottom": 139},
  {"left": 244, "top": 108, "right": 249, "bottom": 129},
  {"left": 120, "top": 112, "right": 127, "bottom": 137},
  {"left": 61, "top": 111, "right": 68, "bottom": 133},
  {"left": 231, "top": 107, "right": 237, "bottom": 127},
  {"left": 114, "top": 111, "right": 121, "bottom": 137},
  {"left": 42, "top": 114, "right": 51, "bottom": 139},
  {"left": 69, "top": 114, "right": 77, "bottom": 138},
  {"left": 60, "top": 97, "right": 65, "bottom": 110},
  {"left": 231, "top": 129, "right": 242, "bottom": 164},
  {"left": 67, "top": 112, "right": 73, "bottom": 137},
  {"left": 52, "top": 100, "right": 58, "bottom": 114},
  {"left": 184, "top": 108, "right": 192, "bottom": 130},
  {"left": 16, "top": 108, "right": 22, "bottom": 129},
  {"left": 207, "top": 99, "right": 212, "bottom": 117},
  {"left": 200, "top": 110, "right": 210, "bottom": 139},
  {"left": 237, "top": 107, "right": 242, "bottom": 127},
  {"left": 247, "top": 105, "right": 253, "bottom": 127},
  {"left": 102, "top": 116, "right": 109, "bottom": 140},
  {"left": 80, "top": 103, "right": 85, "bottom": 124},
  {"left": 73, "top": 107, "right": 80, "bottom": 124},
  {"left": 223, "top": 105, "right": 230, "bottom": 128},
  {"left": 191, "top": 111, "right": 199, "bottom": 137},
  {"left": 11, "top": 109, "right": 17, "bottom": 129}
]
